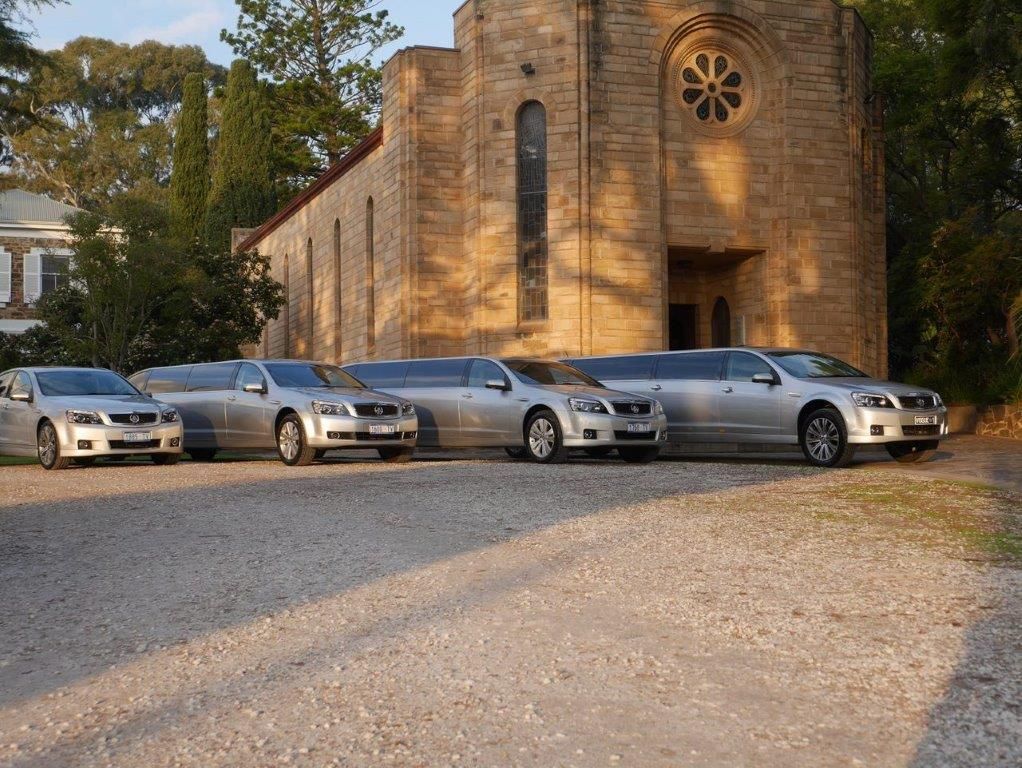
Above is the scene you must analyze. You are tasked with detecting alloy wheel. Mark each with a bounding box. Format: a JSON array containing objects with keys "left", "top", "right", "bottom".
[
  {"left": 38, "top": 424, "right": 57, "bottom": 466},
  {"left": 528, "top": 418, "right": 556, "bottom": 459},
  {"left": 805, "top": 417, "right": 839, "bottom": 463},
  {"left": 278, "top": 421, "right": 301, "bottom": 461}
]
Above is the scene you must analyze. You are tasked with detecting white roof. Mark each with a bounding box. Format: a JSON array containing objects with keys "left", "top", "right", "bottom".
[{"left": 0, "top": 189, "right": 83, "bottom": 225}]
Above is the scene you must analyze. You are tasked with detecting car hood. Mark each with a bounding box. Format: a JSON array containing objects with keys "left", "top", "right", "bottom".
[
  {"left": 288, "top": 387, "right": 403, "bottom": 404},
  {"left": 807, "top": 378, "right": 938, "bottom": 398},
  {"left": 539, "top": 384, "right": 652, "bottom": 403},
  {"left": 45, "top": 394, "right": 168, "bottom": 412}
]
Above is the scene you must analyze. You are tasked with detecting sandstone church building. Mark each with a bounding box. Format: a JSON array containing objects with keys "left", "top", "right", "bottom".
[{"left": 239, "top": 0, "right": 887, "bottom": 375}]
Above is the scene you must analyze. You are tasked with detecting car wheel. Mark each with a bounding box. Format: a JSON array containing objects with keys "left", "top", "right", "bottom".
[
  {"left": 276, "top": 414, "right": 316, "bottom": 466},
  {"left": 618, "top": 446, "right": 660, "bottom": 464},
  {"left": 800, "top": 408, "right": 857, "bottom": 468},
  {"left": 151, "top": 453, "right": 180, "bottom": 466},
  {"left": 187, "top": 448, "right": 218, "bottom": 462},
  {"left": 584, "top": 447, "right": 614, "bottom": 459},
  {"left": 524, "top": 410, "right": 569, "bottom": 464},
  {"left": 72, "top": 458, "right": 96, "bottom": 467},
  {"left": 505, "top": 447, "right": 528, "bottom": 460},
  {"left": 886, "top": 440, "right": 939, "bottom": 464},
  {"left": 378, "top": 447, "right": 414, "bottom": 463},
  {"left": 38, "top": 421, "right": 72, "bottom": 471}
]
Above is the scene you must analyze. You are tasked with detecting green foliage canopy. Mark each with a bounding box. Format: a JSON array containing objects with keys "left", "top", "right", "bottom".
[{"left": 169, "top": 73, "right": 210, "bottom": 244}]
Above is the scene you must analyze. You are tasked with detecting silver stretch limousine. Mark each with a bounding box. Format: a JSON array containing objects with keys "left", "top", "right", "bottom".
[
  {"left": 129, "top": 360, "right": 419, "bottom": 465},
  {"left": 0, "top": 367, "right": 183, "bottom": 470},
  {"left": 567, "top": 348, "right": 948, "bottom": 468},
  {"left": 344, "top": 357, "right": 668, "bottom": 464}
]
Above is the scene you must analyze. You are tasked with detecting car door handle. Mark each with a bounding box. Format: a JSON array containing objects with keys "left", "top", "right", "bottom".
[
  {"left": 722, "top": 386, "right": 734, "bottom": 394},
  {"left": 227, "top": 396, "right": 237, "bottom": 402},
  {"left": 461, "top": 393, "right": 474, "bottom": 399},
  {"left": 650, "top": 384, "right": 662, "bottom": 391}
]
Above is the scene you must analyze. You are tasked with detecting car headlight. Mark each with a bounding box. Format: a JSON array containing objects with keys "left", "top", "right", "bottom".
[
  {"left": 654, "top": 401, "right": 664, "bottom": 416},
  {"left": 851, "top": 392, "right": 894, "bottom": 409},
  {"left": 161, "top": 409, "right": 179, "bottom": 423},
  {"left": 401, "top": 401, "right": 416, "bottom": 416},
  {"left": 313, "top": 401, "right": 352, "bottom": 416},
  {"left": 66, "top": 410, "right": 102, "bottom": 425},
  {"left": 933, "top": 392, "right": 944, "bottom": 407},
  {"left": 569, "top": 397, "right": 608, "bottom": 414}
]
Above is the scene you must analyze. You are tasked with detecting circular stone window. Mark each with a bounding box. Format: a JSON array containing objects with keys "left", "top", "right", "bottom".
[{"left": 672, "top": 45, "right": 758, "bottom": 134}]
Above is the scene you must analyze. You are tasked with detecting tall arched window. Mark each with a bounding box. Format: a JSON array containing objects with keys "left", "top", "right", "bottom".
[
  {"left": 365, "top": 198, "right": 375, "bottom": 355},
  {"left": 517, "top": 101, "right": 548, "bottom": 322},
  {"left": 283, "top": 252, "right": 291, "bottom": 358},
  {"left": 711, "top": 297, "right": 731, "bottom": 347},
  {"left": 306, "top": 238, "right": 314, "bottom": 355},
  {"left": 333, "top": 218, "right": 342, "bottom": 361}
]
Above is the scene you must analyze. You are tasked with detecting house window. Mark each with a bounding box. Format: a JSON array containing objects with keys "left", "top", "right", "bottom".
[
  {"left": 366, "top": 198, "right": 376, "bottom": 355},
  {"left": 41, "top": 253, "right": 70, "bottom": 294},
  {"left": 517, "top": 101, "right": 548, "bottom": 323}
]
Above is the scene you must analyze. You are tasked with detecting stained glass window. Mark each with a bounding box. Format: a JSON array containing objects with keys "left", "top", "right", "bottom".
[
  {"left": 517, "top": 102, "right": 548, "bottom": 322},
  {"left": 679, "top": 51, "right": 746, "bottom": 126}
]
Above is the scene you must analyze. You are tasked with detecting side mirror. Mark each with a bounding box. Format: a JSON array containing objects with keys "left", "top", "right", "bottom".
[
  {"left": 243, "top": 382, "right": 268, "bottom": 394},
  {"left": 751, "top": 373, "right": 778, "bottom": 386},
  {"left": 485, "top": 379, "right": 510, "bottom": 392},
  {"left": 10, "top": 391, "right": 32, "bottom": 402}
]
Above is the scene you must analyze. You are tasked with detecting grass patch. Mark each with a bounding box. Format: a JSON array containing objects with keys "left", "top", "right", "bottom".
[{"left": 0, "top": 456, "right": 37, "bottom": 466}]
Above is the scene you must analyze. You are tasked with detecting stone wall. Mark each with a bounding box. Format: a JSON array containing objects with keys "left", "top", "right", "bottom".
[{"left": 977, "top": 405, "right": 1022, "bottom": 440}]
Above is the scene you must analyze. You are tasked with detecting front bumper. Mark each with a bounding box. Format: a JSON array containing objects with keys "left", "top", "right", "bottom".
[
  {"left": 58, "top": 421, "right": 185, "bottom": 457},
  {"left": 301, "top": 413, "right": 420, "bottom": 449},
  {"left": 846, "top": 406, "right": 948, "bottom": 444},
  {"left": 561, "top": 412, "right": 669, "bottom": 448}
]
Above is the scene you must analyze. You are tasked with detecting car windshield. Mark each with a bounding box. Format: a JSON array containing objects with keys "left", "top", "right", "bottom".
[
  {"left": 768, "top": 352, "right": 869, "bottom": 379},
  {"left": 503, "top": 360, "right": 604, "bottom": 388},
  {"left": 264, "top": 363, "right": 365, "bottom": 389},
  {"left": 36, "top": 369, "right": 140, "bottom": 397}
]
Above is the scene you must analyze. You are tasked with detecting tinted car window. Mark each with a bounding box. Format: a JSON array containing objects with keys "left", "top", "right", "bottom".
[
  {"left": 127, "top": 371, "right": 150, "bottom": 390},
  {"left": 0, "top": 371, "right": 13, "bottom": 398},
  {"left": 343, "top": 361, "right": 409, "bottom": 388},
  {"left": 466, "top": 359, "right": 508, "bottom": 388},
  {"left": 504, "top": 360, "right": 604, "bottom": 387},
  {"left": 725, "top": 352, "right": 776, "bottom": 382},
  {"left": 264, "top": 363, "right": 364, "bottom": 389},
  {"left": 404, "top": 359, "right": 469, "bottom": 388},
  {"left": 37, "top": 369, "right": 138, "bottom": 396},
  {"left": 572, "top": 355, "right": 657, "bottom": 382},
  {"left": 767, "top": 352, "right": 868, "bottom": 379},
  {"left": 655, "top": 352, "right": 725, "bottom": 381},
  {"left": 146, "top": 367, "right": 192, "bottom": 394},
  {"left": 9, "top": 371, "right": 32, "bottom": 399},
  {"left": 235, "top": 363, "right": 267, "bottom": 391},
  {"left": 185, "top": 363, "right": 239, "bottom": 392}
]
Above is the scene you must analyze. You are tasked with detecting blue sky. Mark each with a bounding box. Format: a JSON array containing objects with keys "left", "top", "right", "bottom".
[{"left": 30, "top": 0, "right": 462, "bottom": 65}]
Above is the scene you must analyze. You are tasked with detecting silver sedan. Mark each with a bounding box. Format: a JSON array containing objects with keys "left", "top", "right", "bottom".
[{"left": 0, "top": 367, "right": 184, "bottom": 470}]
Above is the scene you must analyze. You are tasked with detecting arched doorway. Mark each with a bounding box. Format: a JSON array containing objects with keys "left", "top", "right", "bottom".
[{"left": 711, "top": 297, "right": 731, "bottom": 347}]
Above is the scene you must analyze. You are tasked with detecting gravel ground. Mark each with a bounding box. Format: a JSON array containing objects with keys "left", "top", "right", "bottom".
[{"left": 0, "top": 452, "right": 1020, "bottom": 767}]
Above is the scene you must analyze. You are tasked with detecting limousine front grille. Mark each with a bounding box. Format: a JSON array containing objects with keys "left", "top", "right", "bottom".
[
  {"left": 353, "top": 403, "right": 399, "bottom": 418},
  {"left": 109, "top": 412, "right": 159, "bottom": 425},
  {"left": 611, "top": 401, "right": 652, "bottom": 416},
  {"left": 108, "top": 439, "right": 161, "bottom": 449},
  {"left": 902, "top": 425, "right": 941, "bottom": 436},
  {"left": 896, "top": 395, "right": 938, "bottom": 410},
  {"left": 614, "top": 430, "right": 659, "bottom": 442}
]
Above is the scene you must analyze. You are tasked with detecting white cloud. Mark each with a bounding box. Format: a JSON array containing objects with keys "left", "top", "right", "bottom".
[{"left": 128, "top": 8, "right": 227, "bottom": 45}]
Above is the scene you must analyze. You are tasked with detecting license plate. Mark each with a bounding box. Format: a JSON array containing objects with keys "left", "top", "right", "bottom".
[
  {"left": 122, "top": 431, "right": 152, "bottom": 443},
  {"left": 627, "top": 422, "right": 651, "bottom": 434},
  {"left": 914, "top": 416, "right": 937, "bottom": 426},
  {"left": 369, "top": 424, "right": 396, "bottom": 435}
]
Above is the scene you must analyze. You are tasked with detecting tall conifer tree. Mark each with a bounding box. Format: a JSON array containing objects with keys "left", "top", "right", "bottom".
[
  {"left": 169, "top": 72, "right": 210, "bottom": 243},
  {"left": 206, "top": 59, "right": 275, "bottom": 252}
]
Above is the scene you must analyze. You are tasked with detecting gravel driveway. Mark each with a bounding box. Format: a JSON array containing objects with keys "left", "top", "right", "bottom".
[{"left": 1, "top": 452, "right": 1020, "bottom": 767}]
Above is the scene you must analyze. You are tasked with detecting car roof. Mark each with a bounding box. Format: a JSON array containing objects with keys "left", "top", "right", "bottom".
[{"left": 568, "top": 347, "right": 816, "bottom": 360}]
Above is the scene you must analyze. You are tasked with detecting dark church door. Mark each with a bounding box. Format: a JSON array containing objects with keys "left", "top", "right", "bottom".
[
  {"left": 712, "top": 297, "right": 732, "bottom": 347},
  {"left": 669, "top": 304, "right": 699, "bottom": 350}
]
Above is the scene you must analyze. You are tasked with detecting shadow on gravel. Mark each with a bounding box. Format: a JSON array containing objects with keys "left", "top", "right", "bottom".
[
  {"left": 909, "top": 489, "right": 1022, "bottom": 767},
  {"left": 0, "top": 458, "right": 807, "bottom": 709}
]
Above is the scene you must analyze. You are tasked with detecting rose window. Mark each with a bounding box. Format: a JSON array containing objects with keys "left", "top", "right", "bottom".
[{"left": 681, "top": 52, "right": 745, "bottom": 124}]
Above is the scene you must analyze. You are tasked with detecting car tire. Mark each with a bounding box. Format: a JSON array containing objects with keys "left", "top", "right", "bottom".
[
  {"left": 584, "top": 447, "right": 614, "bottom": 459},
  {"left": 378, "top": 447, "right": 414, "bottom": 463},
  {"left": 886, "top": 440, "right": 939, "bottom": 464},
  {"left": 72, "top": 458, "right": 96, "bottom": 467},
  {"left": 187, "top": 448, "right": 217, "bottom": 462},
  {"left": 151, "top": 453, "right": 180, "bottom": 466},
  {"left": 618, "top": 446, "right": 660, "bottom": 464},
  {"left": 37, "top": 421, "right": 72, "bottom": 471},
  {"left": 276, "top": 414, "right": 316, "bottom": 466},
  {"left": 524, "top": 410, "right": 569, "bottom": 464},
  {"left": 505, "top": 447, "right": 528, "bottom": 460},
  {"left": 800, "top": 407, "right": 857, "bottom": 468}
]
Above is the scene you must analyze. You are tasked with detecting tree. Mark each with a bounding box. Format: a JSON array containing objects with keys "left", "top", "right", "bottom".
[
  {"left": 169, "top": 73, "right": 210, "bottom": 243},
  {"left": 3, "top": 37, "right": 224, "bottom": 208},
  {"left": 221, "top": 0, "right": 402, "bottom": 184},
  {"left": 205, "top": 59, "right": 276, "bottom": 252},
  {"left": 0, "top": 0, "right": 63, "bottom": 166}
]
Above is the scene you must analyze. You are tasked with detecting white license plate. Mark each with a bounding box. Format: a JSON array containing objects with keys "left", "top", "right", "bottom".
[
  {"left": 627, "top": 422, "right": 651, "bottom": 434},
  {"left": 122, "top": 432, "right": 152, "bottom": 443},
  {"left": 914, "top": 416, "right": 938, "bottom": 426},
  {"left": 369, "top": 424, "right": 396, "bottom": 435}
]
